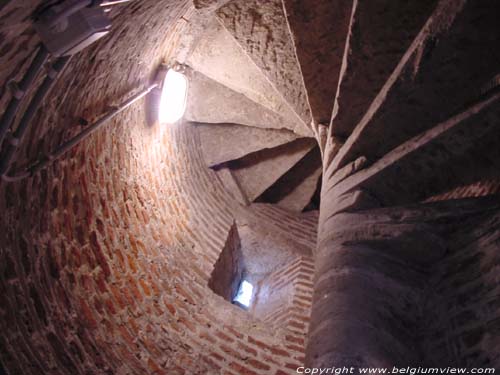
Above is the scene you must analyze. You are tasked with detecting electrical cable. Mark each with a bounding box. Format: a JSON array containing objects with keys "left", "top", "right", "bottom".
[
  {"left": 0, "top": 55, "right": 71, "bottom": 178},
  {"left": 0, "top": 44, "right": 50, "bottom": 147},
  {"left": 2, "top": 83, "right": 158, "bottom": 182}
]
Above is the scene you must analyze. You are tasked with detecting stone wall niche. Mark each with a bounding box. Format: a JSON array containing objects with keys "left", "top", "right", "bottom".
[{"left": 208, "top": 221, "right": 244, "bottom": 301}]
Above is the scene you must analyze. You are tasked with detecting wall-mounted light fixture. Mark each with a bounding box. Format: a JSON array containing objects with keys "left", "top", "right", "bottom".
[
  {"left": 1, "top": 63, "right": 189, "bottom": 182},
  {"left": 157, "top": 65, "right": 188, "bottom": 124},
  {"left": 0, "top": 1, "right": 190, "bottom": 182}
]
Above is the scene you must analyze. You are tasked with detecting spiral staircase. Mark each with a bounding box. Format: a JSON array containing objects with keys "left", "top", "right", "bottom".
[
  {"left": 180, "top": 0, "right": 500, "bottom": 217},
  {"left": 183, "top": 9, "right": 322, "bottom": 213}
]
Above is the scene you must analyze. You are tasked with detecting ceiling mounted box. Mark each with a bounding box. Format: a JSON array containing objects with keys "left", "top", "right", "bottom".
[{"left": 34, "top": 2, "right": 111, "bottom": 57}]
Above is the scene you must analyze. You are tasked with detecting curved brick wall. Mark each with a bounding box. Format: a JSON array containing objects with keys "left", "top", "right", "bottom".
[{"left": 0, "top": 1, "right": 315, "bottom": 374}]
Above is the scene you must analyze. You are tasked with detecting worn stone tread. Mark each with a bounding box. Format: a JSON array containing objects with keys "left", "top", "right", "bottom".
[
  {"left": 185, "top": 69, "right": 297, "bottom": 132},
  {"left": 283, "top": 0, "right": 354, "bottom": 124},
  {"left": 195, "top": 122, "right": 299, "bottom": 167},
  {"left": 229, "top": 138, "right": 316, "bottom": 202},
  {"left": 187, "top": 18, "right": 311, "bottom": 136},
  {"left": 217, "top": 0, "right": 312, "bottom": 127}
]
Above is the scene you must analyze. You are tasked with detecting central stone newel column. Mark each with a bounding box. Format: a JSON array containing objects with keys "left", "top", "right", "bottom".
[{"left": 306, "top": 185, "right": 444, "bottom": 367}]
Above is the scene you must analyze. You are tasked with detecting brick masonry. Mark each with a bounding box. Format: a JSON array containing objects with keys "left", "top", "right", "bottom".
[
  {"left": 425, "top": 178, "right": 500, "bottom": 203},
  {"left": 0, "top": 1, "right": 317, "bottom": 374},
  {"left": 252, "top": 256, "right": 315, "bottom": 366},
  {"left": 423, "top": 208, "right": 500, "bottom": 367}
]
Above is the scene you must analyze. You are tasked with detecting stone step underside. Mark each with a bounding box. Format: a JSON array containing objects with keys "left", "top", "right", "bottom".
[
  {"left": 258, "top": 147, "right": 322, "bottom": 212},
  {"left": 323, "top": 91, "right": 500, "bottom": 213},
  {"left": 186, "top": 18, "right": 311, "bottom": 136},
  {"left": 194, "top": 122, "right": 300, "bottom": 167},
  {"left": 283, "top": 0, "right": 354, "bottom": 125},
  {"left": 215, "top": 167, "right": 249, "bottom": 205},
  {"left": 216, "top": 0, "right": 312, "bottom": 127},
  {"left": 331, "top": 0, "right": 500, "bottom": 172},
  {"left": 277, "top": 168, "right": 322, "bottom": 213},
  {"left": 228, "top": 138, "right": 316, "bottom": 202},
  {"left": 331, "top": 0, "right": 438, "bottom": 139},
  {"left": 185, "top": 70, "right": 294, "bottom": 131}
]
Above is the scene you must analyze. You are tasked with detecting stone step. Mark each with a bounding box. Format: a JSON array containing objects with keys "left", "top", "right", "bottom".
[
  {"left": 194, "top": 122, "right": 300, "bottom": 167},
  {"left": 228, "top": 138, "right": 317, "bottom": 202},
  {"left": 257, "top": 147, "right": 322, "bottom": 212},
  {"left": 330, "top": 0, "right": 438, "bottom": 140},
  {"left": 323, "top": 90, "right": 500, "bottom": 211},
  {"left": 186, "top": 17, "right": 311, "bottom": 136},
  {"left": 276, "top": 152, "right": 322, "bottom": 213},
  {"left": 282, "top": 0, "right": 354, "bottom": 125},
  {"left": 185, "top": 69, "right": 297, "bottom": 132},
  {"left": 216, "top": 0, "right": 312, "bottom": 128},
  {"left": 331, "top": 0, "right": 500, "bottom": 172},
  {"left": 214, "top": 167, "right": 249, "bottom": 205}
]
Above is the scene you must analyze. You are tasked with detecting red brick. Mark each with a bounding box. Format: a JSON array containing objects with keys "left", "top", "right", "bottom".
[
  {"left": 210, "top": 352, "right": 224, "bottom": 363},
  {"left": 247, "top": 358, "right": 271, "bottom": 371},
  {"left": 202, "top": 355, "right": 222, "bottom": 370},
  {"left": 139, "top": 278, "right": 151, "bottom": 296},
  {"left": 177, "top": 317, "right": 197, "bottom": 333},
  {"left": 270, "top": 347, "right": 291, "bottom": 358},
  {"left": 285, "top": 344, "right": 304, "bottom": 353},
  {"left": 285, "top": 335, "right": 304, "bottom": 346},
  {"left": 247, "top": 336, "right": 272, "bottom": 352},
  {"left": 220, "top": 344, "right": 245, "bottom": 360},
  {"left": 286, "top": 362, "right": 301, "bottom": 370},
  {"left": 175, "top": 284, "right": 196, "bottom": 305},
  {"left": 216, "top": 329, "right": 235, "bottom": 343},
  {"left": 199, "top": 331, "right": 216, "bottom": 344},
  {"left": 229, "top": 362, "right": 259, "bottom": 375},
  {"left": 79, "top": 298, "right": 97, "bottom": 329},
  {"left": 238, "top": 342, "right": 258, "bottom": 356}
]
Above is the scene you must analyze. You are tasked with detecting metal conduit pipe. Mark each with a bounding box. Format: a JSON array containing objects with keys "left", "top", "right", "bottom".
[
  {"left": 99, "top": 0, "right": 132, "bottom": 6},
  {"left": 3, "top": 83, "right": 159, "bottom": 182},
  {"left": 0, "top": 44, "right": 50, "bottom": 147},
  {"left": 0, "top": 55, "right": 71, "bottom": 178}
]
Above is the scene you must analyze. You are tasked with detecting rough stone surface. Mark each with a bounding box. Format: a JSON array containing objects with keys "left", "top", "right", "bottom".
[
  {"left": 209, "top": 222, "right": 243, "bottom": 301},
  {"left": 308, "top": 243, "right": 426, "bottom": 367},
  {"left": 215, "top": 167, "right": 250, "bottom": 204},
  {"left": 311, "top": 195, "right": 500, "bottom": 368},
  {"left": 424, "top": 208, "right": 500, "bottom": 367},
  {"left": 238, "top": 223, "right": 308, "bottom": 279},
  {"left": 324, "top": 91, "right": 500, "bottom": 207},
  {"left": 229, "top": 138, "right": 316, "bottom": 202},
  {"left": 185, "top": 69, "right": 299, "bottom": 132},
  {"left": 257, "top": 147, "right": 322, "bottom": 212},
  {"left": 217, "top": 0, "right": 312, "bottom": 127},
  {"left": 332, "top": 0, "right": 500, "bottom": 171},
  {"left": 330, "top": 0, "right": 438, "bottom": 138},
  {"left": 276, "top": 165, "right": 322, "bottom": 213},
  {"left": 195, "top": 122, "right": 299, "bottom": 167},
  {"left": 186, "top": 18, "right": 311, "bottom": 136},
  {"left": 240, "top": 203, "right": 318, "bottom": 259},
  {"left": 192, "top": 0, "right": 230, "bottom": 10},
  {"left": 283, "top": 0, "right": 354, "bottom": 124}
]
